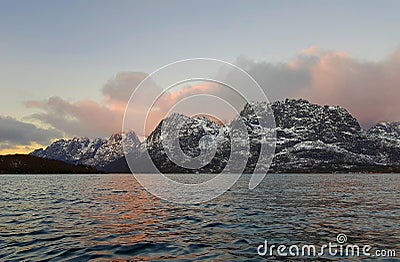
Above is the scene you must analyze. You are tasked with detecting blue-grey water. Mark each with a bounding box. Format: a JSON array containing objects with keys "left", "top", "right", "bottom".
[{"left": 0, "top": 174, "right": 399, "bottom": 261}]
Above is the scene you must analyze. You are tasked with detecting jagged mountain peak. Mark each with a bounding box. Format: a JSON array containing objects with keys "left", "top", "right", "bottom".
[
  {"left": 109, "top": 133, "right": 123, "bottom": 141},
  {"left": 108, "top": 130, "right": 139, "bottom": 143},
  {"left": 272, "top": 98, "right": 360, "bottom": 130},
  {"left": 239, "top": 98, "right": 361, "bottom": 137},
  {"left": 149, "top": 113, "right": 221, "bottom": 137},
  {"left": 30, "top": 131, "right": 140, "bottom": 168}
]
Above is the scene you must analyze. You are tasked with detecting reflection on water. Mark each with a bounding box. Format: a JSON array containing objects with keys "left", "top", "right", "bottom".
[{"left": 0, "top": 174, "right": 399, "bottom": 261}]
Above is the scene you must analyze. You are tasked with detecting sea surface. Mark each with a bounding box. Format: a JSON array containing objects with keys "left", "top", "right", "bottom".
[{"left": 0, "top": 174, "right": 399, "bottom": 261}]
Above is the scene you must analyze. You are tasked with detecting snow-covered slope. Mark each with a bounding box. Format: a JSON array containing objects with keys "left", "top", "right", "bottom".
[
  {"left": 367, "top": 122, "right": 400, "bottom": 144},
  {"left": 31, "top": 131, "right": 140, "bottom": 168},
  {"left": 144, "top": 113, "right": 230, "bottom": 173}
]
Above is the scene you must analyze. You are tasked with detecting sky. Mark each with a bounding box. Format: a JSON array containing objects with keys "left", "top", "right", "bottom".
[{"left": 1, "top": 0, "right": 400, "bottom": 154}]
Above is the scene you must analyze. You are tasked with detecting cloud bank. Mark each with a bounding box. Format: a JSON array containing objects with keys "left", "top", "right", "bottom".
[
  {"left": 25, "top": 72, "right": 150, "bottom": 138},
  {"left": 24, "top": 46, "right": 400, "bottom": 146},
  {"left": 0, "top": 115, "right": 61, "bottom": 151},
  {"left": 25, "top": 73, "right": 232, "bottom": 138},
  {"left": 238, "top": 46, "right": 400, "bottom": 128}
]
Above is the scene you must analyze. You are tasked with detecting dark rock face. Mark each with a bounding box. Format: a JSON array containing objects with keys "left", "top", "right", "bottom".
[
  {"left": 32, "top": 99, "right": 400, "bottom": 173},
  {"left": 265, "top": 100, "right": 399, "bottom": 172},
  {"left": 364, "top": 122, "right": 400, "bottom": 164},
  {"left": 267, "top": 99, "right": 367, "bottom": 171},
  {"left": 272, "top": 98, "right": 361, "bottom": 144},
  {"left": 367, "top": 122, "right": 400, "bottom": 139}
]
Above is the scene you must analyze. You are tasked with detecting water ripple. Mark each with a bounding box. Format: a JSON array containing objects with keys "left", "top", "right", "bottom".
[{"left": 0, "top": 173, "right": 399, "bottom": 261}]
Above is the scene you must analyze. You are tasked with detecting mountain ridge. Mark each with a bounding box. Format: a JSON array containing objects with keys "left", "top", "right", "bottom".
[
  {"left": 29, "top": 99, "right": 400, "bottom": 173},
  {"left": 31, "top": 131, "right": 140, "bottom": 168}
]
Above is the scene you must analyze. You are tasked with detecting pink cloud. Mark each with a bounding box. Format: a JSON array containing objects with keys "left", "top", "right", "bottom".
[
  {"left": 25, "top": 96, "right": 123, "bottom": 138},
  {"left": 300, "top": 45, "right": 320, "bottom": 56},
  {"left": 296, "top": 47, "right": 400, "bottom": 127},
  {"left": 238, "top": 46, "right": 400, "bottom": 128},
  {"left": 25, "top": 73, "right": 229, "bottom": 138}
]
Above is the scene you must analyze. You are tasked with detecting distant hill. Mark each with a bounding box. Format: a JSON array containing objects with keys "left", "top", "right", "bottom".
[{"left": 0, "top": 154, "right": 100, "bottom": 174}]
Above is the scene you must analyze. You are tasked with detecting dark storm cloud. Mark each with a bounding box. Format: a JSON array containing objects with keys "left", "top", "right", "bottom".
[
  {"left": 235, "top": 56, "right": 312, "bottom": 101},
  {"left": 0, "top": 115, "right": 61, "bottom": 149}
]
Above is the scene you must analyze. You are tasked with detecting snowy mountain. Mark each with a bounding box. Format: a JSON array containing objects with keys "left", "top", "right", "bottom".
[
  {"left": 143, "top": 113, "right": 231, "bottom": 173},
  {"left": 123, "top": 98, "right": 400, "bottom": 173},
  {"left": 267, "top": 99, "right": 387, "bottom": 172},
  {"left": 30, "top": 131, "right": 140, "bottom": 168},
  {"left": 31, "top": 99, "right": 400, "bottom": 173}
]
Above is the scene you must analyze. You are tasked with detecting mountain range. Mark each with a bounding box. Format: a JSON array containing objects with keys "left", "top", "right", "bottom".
[
  {"left": 30, "top": 99, "right": 400, "bottom": 173},
  {"left": 31, "top": 132, "right": 140, "bottom": 168}
]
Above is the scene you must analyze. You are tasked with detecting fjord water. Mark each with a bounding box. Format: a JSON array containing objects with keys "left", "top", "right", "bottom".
[{"left": 1, "top": 174, "right": 399, "bottom": 261}]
